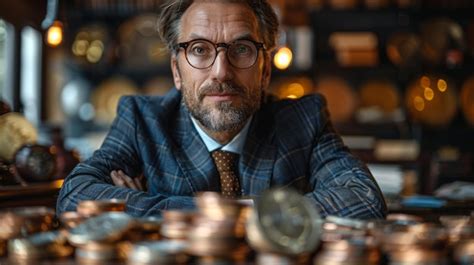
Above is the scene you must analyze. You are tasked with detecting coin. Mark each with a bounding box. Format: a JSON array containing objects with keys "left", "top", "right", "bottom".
[
  {"left": 9, "top": 230, "right": 72, "bottom": 260},
  {"left": 453, "top": 239, "right": 474, "bottom": 264},
  {"left": 60, "top": 211, "right": 86, "bottom": 229},
  {"left": 314, "top": 237, "right": 380, "bottom": 265},
  {"left": 68, "top": 212, "right": 135, "bottom": 246},
  {"left": 256, "top": 252, "right": 305, "bottom": 265},
  {"left": 75, "top": 242, "right": 118, "bottom": 264},
  {"left": 161, "top": 210, "right": 195, "bottom": 240},
  {"left": 246, "top": 188, "right": 322, "bottom": 255},
  {"left": 0, "top": 212, "right": 24, "bottom": 240},
  {"left": 325, "top": 215, "right": 367, "bottom": 230},
  {"left": 0, "top": 113, "right": 38, "bottom": 161},
  {"left": 195, "top": 192, "right": 244, "bottom": 220},
  {"left": 8, "top": 206, "right": 56, "bottom": 236},
  {"left": 76, "top": 199, "right": 126, "bottom": 217},
  {"left": 127, "top": 240, "right": 189, "bottom": 265}
]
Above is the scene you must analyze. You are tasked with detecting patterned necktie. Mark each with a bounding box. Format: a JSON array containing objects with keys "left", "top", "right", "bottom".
[{"left": 211, "top": 150, "right": 241, "bottom": 199}]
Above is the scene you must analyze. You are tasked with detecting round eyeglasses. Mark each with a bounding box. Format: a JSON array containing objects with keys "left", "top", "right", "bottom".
[{"left": 176, "top": 39, "right": 265, "bottom": 69}]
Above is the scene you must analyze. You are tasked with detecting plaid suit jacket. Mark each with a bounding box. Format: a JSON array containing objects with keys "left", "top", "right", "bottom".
[{"left": 57, "top": 88, "right": 386, "bottom": 219}]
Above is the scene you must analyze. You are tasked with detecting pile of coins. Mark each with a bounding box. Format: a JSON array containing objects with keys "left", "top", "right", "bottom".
[
  {"left": 76, "top": 199, "right": 126, "bottom": 217},
  {"left": 1, "top": 192, "right": 473, "bottom": 265},
  {"left": 187, "top": 192, "right": 250, "bottom": 263},
  {"left": 0, "top": 206, "right": 58, "bottom": 260},
  {"left": 314, "top": 215, "right": 380, "bottom": 265},
  {"left": 160, "top": 209, "right": 195, "bottom": 241}
]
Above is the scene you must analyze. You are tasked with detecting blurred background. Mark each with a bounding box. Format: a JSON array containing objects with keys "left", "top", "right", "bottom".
[{"left": 0, "top": 0, "right": 473, "bottom": 208}]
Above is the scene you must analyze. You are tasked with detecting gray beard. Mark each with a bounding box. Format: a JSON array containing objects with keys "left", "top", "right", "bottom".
[{"left": 183, "top": 98, "right": 252, "bottom": 132}]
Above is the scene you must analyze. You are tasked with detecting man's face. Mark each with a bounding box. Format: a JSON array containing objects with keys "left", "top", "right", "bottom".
[{"left": 171, "top": 1, "right": 271, "bottom": 132}]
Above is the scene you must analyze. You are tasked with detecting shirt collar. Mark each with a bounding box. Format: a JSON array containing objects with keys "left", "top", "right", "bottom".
[{"left": 190, "top": 116, "right": 252, "bottom": 155}]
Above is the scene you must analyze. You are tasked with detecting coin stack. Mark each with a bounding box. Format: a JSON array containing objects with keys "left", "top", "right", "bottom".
[
  {"left": 313, "top": 236, "right": 380, "bottom": 265},
  {"left": 7, "top": 206, "right": 56, "bottom": 236},
  {"left": 444, "top": 215, "right": 474, "bottom": 265},
  {"left": 187, "top": 192, "right": 250, "bottom": 263},
  {"left": 439, "top": 215, "right": 472, "bottom": 246},
  {"left": 67, "top": 212, "right": 136, "bottom": 264},
  {"left": 60, "top": 211, "right": 86, "bottom": 229},
  {"left": 8, "top": 230, "right": 73, "bottom": 263},
  {"left": 246, "top": 189, "right": 322, "bottom": 265},
  {"left": 160, "top": 209, "right": 195, "bottom": 241},
  {"left": 453, "top": 239, "right": 474, "bottom": 265},
  {"left": 118, "top": 216, "right": 163, "bottom": 260},
  {"left": 312, "top": 215, "right": 379, "bottom": 265},
  {"left": 380, "top": 222, "right": 449, "bottom": 265},
  {"left": 0, "top": 212, "right": 24, "bottom": 257},
  {"left": 127, "top": 240, "right": 189, "bottom": 265},
  {"left": 76, "top": 199, "right": 127, "bottom": 217}
]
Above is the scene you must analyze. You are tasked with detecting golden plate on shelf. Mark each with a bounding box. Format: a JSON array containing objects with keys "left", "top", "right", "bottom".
[
  {"left": 405, "top": 75, "right": 458, "bottom": 127},
  {"left": 91, "top": 76, "right": 139, "bottom": 125},
  {"left": 359, "top": 79, "right": 400, "bottom": 114},
  {"left": 315, "top": 76, "right": 358, "bottom": 123},
  {"left": 0, "top": 113, "right": 38, "bottom": 161},
  {"left": 118, "top": 14, "right": 170, "bottom": 67}
]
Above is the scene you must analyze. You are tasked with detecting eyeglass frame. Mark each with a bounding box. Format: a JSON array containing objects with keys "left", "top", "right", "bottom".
[{"left": 175, "top": 38, "right": 266, "bottom": 69}]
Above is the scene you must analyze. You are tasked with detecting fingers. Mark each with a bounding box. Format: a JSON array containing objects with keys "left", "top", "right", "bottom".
[
  {"left": 111, "top": 170, "right": 125, "bottom": 187},
  {"left": 134, "top": 175, "right": 144, "bottom": 191},
  {"left": 111, "top": 170, "right": 140, "bottom": 190},
  {"left": 118, "top": 170, "right": 138, "bottom": 190}
]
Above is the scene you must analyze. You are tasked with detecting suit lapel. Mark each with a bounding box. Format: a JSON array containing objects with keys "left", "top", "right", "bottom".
[
  {"left": 172, "top": 101, "right": 221, "bottom": 193},
  {"left": 239, "top": 108, "right": 277, "bottom": 196}
]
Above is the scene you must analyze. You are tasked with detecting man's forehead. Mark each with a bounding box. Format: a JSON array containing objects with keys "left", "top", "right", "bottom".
[{"left": 180, "top": 1, "right": 259, "bottom": 40}]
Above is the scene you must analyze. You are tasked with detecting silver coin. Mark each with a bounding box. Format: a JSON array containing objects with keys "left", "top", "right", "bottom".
[
  {"left": 9, "top": 231, "right": 62, "bottom": 258},
  {"left": 253, "top": 188, "right": 322, "bottom": 255},
  {"left": 325, "top": 215, "right": 367, "bottom": 230},
  {"left": 127, "top": 240, "right": 189, "bottom": 264},
  {"left": 68, "top": 212, "right": 134, "bottom": 245}
]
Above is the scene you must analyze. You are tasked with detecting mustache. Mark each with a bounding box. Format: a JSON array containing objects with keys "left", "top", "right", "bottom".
[{"left": 199, "top": 82, "right": 244, "bottom": 100}]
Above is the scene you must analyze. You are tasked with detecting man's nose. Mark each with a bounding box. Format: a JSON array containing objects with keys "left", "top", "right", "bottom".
[{"left": 210, "top": 50, "right": 234, "bottom": 82}]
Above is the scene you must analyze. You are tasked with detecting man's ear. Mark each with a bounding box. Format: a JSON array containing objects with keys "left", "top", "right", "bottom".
[
  {"left": 261, "top": 52, "right": 272, "bottom": 90},
  {"left": 171, "top": 54, "right": 182, "bottom": 90}
]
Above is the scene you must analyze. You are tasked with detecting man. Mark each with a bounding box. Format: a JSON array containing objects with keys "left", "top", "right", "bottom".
[{"left": 57, "top": 0, "right": 386, "bottom": 219}]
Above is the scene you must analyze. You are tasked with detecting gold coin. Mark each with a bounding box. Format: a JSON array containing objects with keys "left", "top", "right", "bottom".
[{"left": 0, "top": 113, "right": 38, "bottom": 161}]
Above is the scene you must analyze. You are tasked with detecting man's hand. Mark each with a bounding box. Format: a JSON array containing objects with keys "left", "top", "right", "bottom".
[{"left": 111, "top": 170, "right": 146, "bottom": 191}]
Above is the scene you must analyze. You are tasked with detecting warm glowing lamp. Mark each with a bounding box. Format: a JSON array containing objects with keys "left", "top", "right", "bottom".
[
  {"left": 46, "top": 21, "right": 63, "bottom": 47},
  {"left": 273, "top": 46, "right": 293, "bottom": 70}
]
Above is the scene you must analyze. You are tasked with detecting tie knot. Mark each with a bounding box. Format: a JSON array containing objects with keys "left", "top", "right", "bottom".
[{"left": 211, "top": 150, "right": 238, "bottom": 172}]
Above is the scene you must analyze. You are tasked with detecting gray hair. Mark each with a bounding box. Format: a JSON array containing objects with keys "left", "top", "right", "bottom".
[{"left": 157, "top": 0, "right": 279, "bottom": 53}]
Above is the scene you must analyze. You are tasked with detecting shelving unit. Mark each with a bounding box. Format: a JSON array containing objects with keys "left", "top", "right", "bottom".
[{"left": 308, "top": 3, "right": 474, "bottom": 194}]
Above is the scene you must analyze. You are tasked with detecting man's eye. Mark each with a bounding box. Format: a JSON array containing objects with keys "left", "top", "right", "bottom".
[
  {"left": 233, "top": 44, "right": 251, "bottom": 55},
  {"left": 190, "top": 45, "right": 210, "bottom": 56}
]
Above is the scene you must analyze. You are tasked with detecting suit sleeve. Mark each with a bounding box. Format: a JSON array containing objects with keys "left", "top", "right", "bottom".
[
  {"left": 56, "top": 96, "right": 194, "bottom": 217},
  {"left": 303, "top": 98, "right": 387, "bottom": 219}
]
